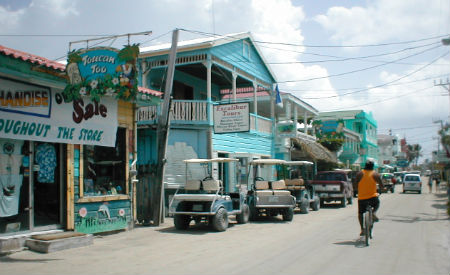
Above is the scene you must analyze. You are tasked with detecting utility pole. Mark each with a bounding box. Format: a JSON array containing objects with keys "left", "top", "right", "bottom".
[
  {"left": 151, "top": 29, "right": 179, "bottom": 226},
  {"left": 436, "top": 37, "right": 450, "bottom": 120}
]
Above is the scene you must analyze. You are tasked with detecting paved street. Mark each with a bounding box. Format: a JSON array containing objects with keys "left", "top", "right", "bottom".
[{"left": 1, "top": 182, "right": 449, "bottom": 275}]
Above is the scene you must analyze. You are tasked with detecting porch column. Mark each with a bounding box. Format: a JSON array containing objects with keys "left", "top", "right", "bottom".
[
  {"left": 304, "top": 111, "right": 308, "bottom": 134},
  {"left": 141, "top": 61, "right": 149, "bottom": 88},
  {"left": 253, "top": 81, "right": 258, "bottom": 116},
  {"left": 293, "top": 107, "right": 298, "bottom": 135},
  {"left": 205, "top": 58, "right": 213, "bottom": 159},
  {"left": 232, "top": 71, "right": 237, "bottom": 102}
]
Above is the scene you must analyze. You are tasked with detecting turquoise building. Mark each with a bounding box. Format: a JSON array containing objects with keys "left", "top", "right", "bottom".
[{"left": 317, "top": 110, "right": 378, "bottom": 168}]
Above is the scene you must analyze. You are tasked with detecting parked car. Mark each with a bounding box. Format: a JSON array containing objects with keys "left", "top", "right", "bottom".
[
  {"left": 380, "top": 173, "right": 395, "bottom": 193},
  {"left": 247, "top": 159, "right": 296, "bottom": 221},
  {"left": 168, "top": 158, "right": 249, "bottom": 231},
  {"left": 402, "top": 174, "right": 422, "bottom": 194},
  {"left": 283, "top": 161, "right": 320, "bottom": 214},
  {"left": 310, "top": 170, "right": 353, "bottom": 207}
]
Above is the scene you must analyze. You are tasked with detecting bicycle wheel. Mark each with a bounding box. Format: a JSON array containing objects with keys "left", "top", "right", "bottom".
[{"left": 364, "top": 211, "right": 370, "bottom": 246}]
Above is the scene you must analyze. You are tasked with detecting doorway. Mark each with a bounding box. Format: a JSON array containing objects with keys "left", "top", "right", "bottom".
[{"left": 32, "top": 142, "right": 63, "bottom": 228}]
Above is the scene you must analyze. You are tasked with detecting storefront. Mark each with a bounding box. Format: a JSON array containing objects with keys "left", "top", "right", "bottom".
[{"left": 0, "top": 44, "right": 141, "bottom": 238}]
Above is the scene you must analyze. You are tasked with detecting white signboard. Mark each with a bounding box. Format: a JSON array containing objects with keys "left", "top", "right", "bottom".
[
  {"left": 0, "top": 77, "right": 118, "bottom": 147},
  {"left": 213, "top": 102, "right": 250, "bottom": 134}
]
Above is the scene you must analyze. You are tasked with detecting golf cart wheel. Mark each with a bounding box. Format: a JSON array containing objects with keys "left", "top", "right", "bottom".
[
  {"left": 299, "top": 198, "right": 309, "bottom": 214},
  {"left": 341, "top": 197, "right": 347, "bottom": 208},
  {"left": 174, "top": 214, "right": 190, "bottom": 230},
  {"left": 212, "top": 208, "right": 229, "bottom": 231},
  {"left": 237, "top": 204, "right": 250, "bottom": 224},
  {"left": 347, "top": 196, "right": 353, "bottom": 205},
  {"left": 283, "top": 207, "right": 294, "bottom": 221},
  {"left": 311, "top": 198, "right": 320, "bottom": 211}
]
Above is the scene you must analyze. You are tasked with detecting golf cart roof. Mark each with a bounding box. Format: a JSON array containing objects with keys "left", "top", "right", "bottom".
[
  {"left": 250, "top": 159, "right": 286, "bottom": 165},
  {"left": 183, "top": 158, "right": 239, "bottom": 164},
  {"left": 284, "top": 161, "right": 314, "bottom": 166}
]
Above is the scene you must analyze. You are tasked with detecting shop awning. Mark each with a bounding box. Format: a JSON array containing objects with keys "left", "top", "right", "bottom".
[{"left": 291, "top": 138, "right": 337, "bottom": 163}]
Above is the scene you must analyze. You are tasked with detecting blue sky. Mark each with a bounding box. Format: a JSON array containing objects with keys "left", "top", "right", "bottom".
[{"left": 0, "top": 0, "right": 449, "bottom": 161}]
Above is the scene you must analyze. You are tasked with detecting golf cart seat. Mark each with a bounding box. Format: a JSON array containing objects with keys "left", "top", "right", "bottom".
[
  {"left": 202, "top": 179, "right": 222, "bottom": 192},
  {"left": 285, "top": 178, "right": 304, "bottom": 190},
  {"left": 255, "top": 180, "right": 273, "bottom": 196},
  {"left": 271, "top": 180, "right": 291, "bottom": 196},
  {"left": 185, "top": 180, "right": 202, "bottom": 190}
]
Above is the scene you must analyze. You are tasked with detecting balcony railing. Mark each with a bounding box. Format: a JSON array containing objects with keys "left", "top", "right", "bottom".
[{"left": 137, "top": 100, "right": 273, "bottom": 134}]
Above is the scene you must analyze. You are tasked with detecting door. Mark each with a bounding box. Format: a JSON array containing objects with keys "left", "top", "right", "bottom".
[{"left": 32, "top": 142, "right": 63, "bottom": 229}]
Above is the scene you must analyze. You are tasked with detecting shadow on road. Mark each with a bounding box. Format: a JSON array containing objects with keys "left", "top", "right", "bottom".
[
  {"left": 0, "top": 256, "right": 60, "bottom": 262},
  {"left": 156, "top": 221, "right": 237, "bottom": 235},
  {"left": 383, "top": 214, "right": 449, "bottom": 223},
  {"left": 334, "top": 239, "right": 367, "bottom": 248}
]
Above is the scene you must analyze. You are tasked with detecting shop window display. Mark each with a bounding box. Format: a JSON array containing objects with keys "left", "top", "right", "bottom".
[{"left": 83, "top": 128, "right": 126, "bottom": 196}]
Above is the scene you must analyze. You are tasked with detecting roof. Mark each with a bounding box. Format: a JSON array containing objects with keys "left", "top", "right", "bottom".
[
  {"left": 0, "top": 45, "right": 65, "bottom": 71},
  {"left": 183, "top": 158, "right": 239, "bottom": 163},
  {"left": 291, "top": 138, "right": 337, "bottom": 163},
  {"left": 140, "top": 32, "right": 277, "bottom": 83},
  {"left": 250, "top": 159, "right": 286, "bottom": 165},
  {"left": 138, "top": 86, "right": 163, "bottom": 97}
]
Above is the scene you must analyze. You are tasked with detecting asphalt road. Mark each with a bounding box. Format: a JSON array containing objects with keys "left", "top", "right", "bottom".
[{"left": 1, "top": 181, "right": 449, "bottom": 275}]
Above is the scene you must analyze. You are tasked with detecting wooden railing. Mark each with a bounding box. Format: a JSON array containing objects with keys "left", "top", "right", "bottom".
[{"left": 137, "top": 101, "right": 273, "bottom": 134}]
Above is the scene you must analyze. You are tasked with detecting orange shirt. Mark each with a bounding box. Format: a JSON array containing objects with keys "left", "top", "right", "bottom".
[{"left": 358, "top": 170, "right": 378, "bottom": 200}]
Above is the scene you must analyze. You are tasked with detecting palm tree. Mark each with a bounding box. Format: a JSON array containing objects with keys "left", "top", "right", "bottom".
[{"left": 407, "top": 144, "right": 422, "bottom": 166}]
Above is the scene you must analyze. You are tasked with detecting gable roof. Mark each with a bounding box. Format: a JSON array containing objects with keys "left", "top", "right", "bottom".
[{"left": 140, "top": 32, "right": 277, "bottom": 82}]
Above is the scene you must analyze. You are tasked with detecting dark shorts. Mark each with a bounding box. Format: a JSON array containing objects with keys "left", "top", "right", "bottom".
[{"left": 358, "top": 197, "right": 380, "bottom": 214}]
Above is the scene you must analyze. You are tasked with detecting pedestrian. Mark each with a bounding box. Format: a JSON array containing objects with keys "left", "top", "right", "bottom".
[
  {"left": 435, "top": 177, "right": 440, "bottom": 193},
  {"left": 428, "top": 175, "right": 433, "bottom": 193}
]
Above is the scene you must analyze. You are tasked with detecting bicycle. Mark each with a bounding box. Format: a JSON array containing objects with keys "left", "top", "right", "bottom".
[{"left": 363, "top": 205, "right": 374, "bottom": 246}]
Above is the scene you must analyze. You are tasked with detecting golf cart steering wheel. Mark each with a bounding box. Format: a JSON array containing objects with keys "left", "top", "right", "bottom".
[
  {"left": 255, "top": 176, "right": 265, "bottom": 181},
  {"left": 202, "top": 176, "right": 213, "bottom": 181}
]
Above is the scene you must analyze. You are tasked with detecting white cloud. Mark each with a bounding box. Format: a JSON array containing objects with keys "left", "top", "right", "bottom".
[
  {"left": 315, "top": 0, "right": 450, "bottom": 45},
  {"left": 0, "top": 5, "right": 25, "bottom": 30},
  {"left": 31, "top": 0, "right": 79, "bottom": 17}
]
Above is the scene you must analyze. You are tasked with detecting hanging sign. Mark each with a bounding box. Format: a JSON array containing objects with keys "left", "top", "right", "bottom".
[
  {"left": 0, "top": 77, "right": 118, "bottom": 147},
  {"left": 64, "top": 45, "right": 139, "bottom": 102},
  {"left": 213, "top": 103, "right": 250, "bottom": 134}
]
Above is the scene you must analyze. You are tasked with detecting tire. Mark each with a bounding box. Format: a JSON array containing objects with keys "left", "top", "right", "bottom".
[
  {"left": 347, "top": 196, "right": 353, "bottom": 205},
  {"left": 212, "top": 208, "right": 229, "bottom": 232},
  {"left": 236, "top": 204, "right": 250, "bottom": 224},
  {"left": 418, "top": 190, "right": 422, "bottom": 194},
  {"left": 364, "top": 212, "right": 370, "bottom": 246},
  {"left": 299, "top": 197, "right": 310, "bottom": 214},
  {"left": 283, "top": 207, "right": 294, "bottom": 221},
  {"left": 311, "top": 198, "right": 320, "bottom": 211},
  {"left": 341, "top": 197, "right": 347, "bottom": 208},
  {"left": 174, "top": 214, "right": 190, "bottom": 230}
]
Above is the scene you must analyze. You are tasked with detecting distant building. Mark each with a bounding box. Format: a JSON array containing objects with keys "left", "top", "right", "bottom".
[{"left": 316, "top": 110, "right": 378, "bottom": 168}]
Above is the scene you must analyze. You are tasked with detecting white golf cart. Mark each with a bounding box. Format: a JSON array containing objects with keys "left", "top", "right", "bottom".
[
  {"left": 168, "top": 158, "right": 250, "bottom": 231},
  {"left": 247, "top": 159, "right": 296, "bottom": 221},
  {"left": 283, "top": 161, "right": 320, "bottom": 214}
]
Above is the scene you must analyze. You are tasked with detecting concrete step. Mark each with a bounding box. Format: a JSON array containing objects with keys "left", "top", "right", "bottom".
[{"left": 26, "top": 232, "right": 93, "bottom": 253}]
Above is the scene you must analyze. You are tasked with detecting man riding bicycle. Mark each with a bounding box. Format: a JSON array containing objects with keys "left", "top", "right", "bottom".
[{"left": 355, "top": 158, "right": 384, "bottom": 236}]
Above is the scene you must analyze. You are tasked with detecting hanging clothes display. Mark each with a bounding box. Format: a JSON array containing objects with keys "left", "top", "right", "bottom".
[
  {"left": 35, "top": 143, "right": 57, "bottom": 183},
  {"left": 0, "top": 138, "right": 24, "bottom": 217}
]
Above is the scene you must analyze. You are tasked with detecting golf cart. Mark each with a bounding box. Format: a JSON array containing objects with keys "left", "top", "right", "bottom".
[
  {"left": 283, "top": 161, "right": 320, "bottom": 214},
  {"left": 247, "top": 159, "right": 296, "bottom": 221},
  {"left": 168, "top": 158, "right": 249, "bottom": 232}
]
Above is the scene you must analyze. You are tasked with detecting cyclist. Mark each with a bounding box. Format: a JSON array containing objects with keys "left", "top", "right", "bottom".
[{"left": 355, "top": 158, "right": 384, "bottom": 236}]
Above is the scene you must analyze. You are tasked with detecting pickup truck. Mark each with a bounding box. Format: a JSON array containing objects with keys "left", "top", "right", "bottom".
[{"left": 309, "top": 171, "right": 353, "bottom": 207}]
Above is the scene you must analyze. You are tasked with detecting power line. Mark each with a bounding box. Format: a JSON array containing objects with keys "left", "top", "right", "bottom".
[
  {"left": 180, "top": 29, "right": 449, "bottom": 48},
  {"left": 302, "top": 51, "right": 449, "bottom": 99},
  {"left": 277, "top": 44, "right": 443, "bottom": 83}
]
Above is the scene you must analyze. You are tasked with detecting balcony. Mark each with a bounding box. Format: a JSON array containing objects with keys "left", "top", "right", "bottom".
[{"left": 137, "top": 100, "right": 273, "bottom": 134}]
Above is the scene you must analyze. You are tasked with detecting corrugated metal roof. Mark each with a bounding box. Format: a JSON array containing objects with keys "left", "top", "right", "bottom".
[
  {"left": 0, "top": 44, "right": 65, "bottom": 71},
  {"left": 138, "top": 86, "right": 163, "bottom": 97}
]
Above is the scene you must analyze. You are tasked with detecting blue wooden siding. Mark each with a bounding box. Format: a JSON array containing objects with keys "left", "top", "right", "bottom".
[
  {"left": 210, "top": 38, "right": 275, "bottom": 84},
  {"left": 168, "top": 129, "right": 208, "bottom": 158},
  {"left": 137, "top": 129, "right": 157, "bottom": 165},
  {"left": 213, "top": 132, "right": 272, "bottom": 156}
]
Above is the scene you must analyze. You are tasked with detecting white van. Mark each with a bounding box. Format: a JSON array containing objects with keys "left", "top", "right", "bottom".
[{"left": 403, "top": 174, "right": 422, "bottom": 194}]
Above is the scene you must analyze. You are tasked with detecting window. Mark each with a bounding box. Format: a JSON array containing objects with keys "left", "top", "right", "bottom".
[
  {"left": 82, "top": 128, "right": 127, "bottom": 196},
  {"left": 243, "top": 41, "right": 251, "bottom": 60}
]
